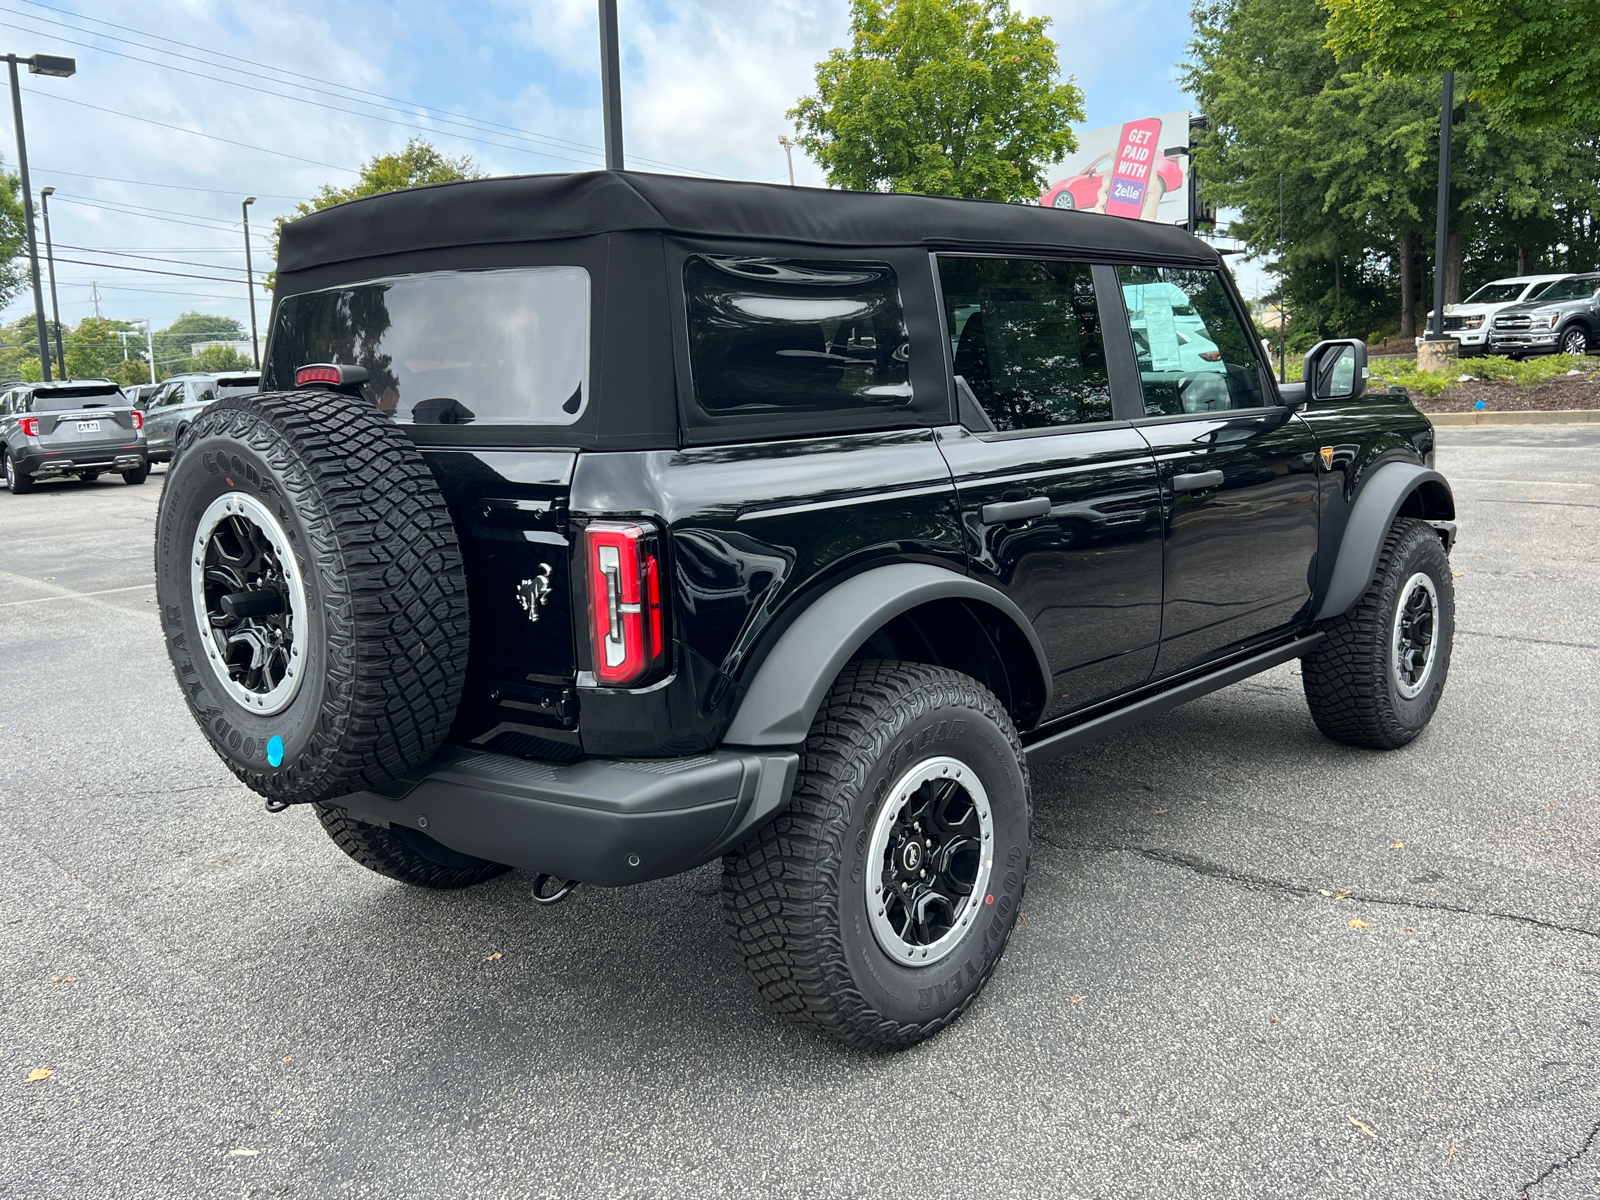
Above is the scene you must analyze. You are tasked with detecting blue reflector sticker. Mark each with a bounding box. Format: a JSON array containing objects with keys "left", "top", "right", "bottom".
[{"left": 266, "top": 735, "right": 284, "bottom": 768}]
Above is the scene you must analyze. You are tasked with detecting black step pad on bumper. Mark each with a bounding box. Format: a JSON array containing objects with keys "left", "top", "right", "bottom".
[{"left": 329, "top": 746, "right": 799, "bottom": 886}]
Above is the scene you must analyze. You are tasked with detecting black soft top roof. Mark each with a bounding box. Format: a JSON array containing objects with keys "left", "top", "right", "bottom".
[{"left": 277, "top": 170, "right": 1220, "bottom": 276}]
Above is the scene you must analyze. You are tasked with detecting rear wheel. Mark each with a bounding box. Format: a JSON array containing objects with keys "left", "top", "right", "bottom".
[
  {"left": 80, "top": 472, "right": 100, "bottom": 483},
  {"left": 1051, "top": 190, "right": 1076, "bottom": 210},
  {"left": 121, "top": 465, "right": 148, "bottom": 485},
  {"left": 314, "top": 804, "right": 509, "bottom": 888},
  {"left": 1301, "top": 518, "right": 1454, "bottom": 749},
  {"left": 723, "top": 661, "right": 1030, "bottom": 1051},
  {"left": 3, "top": 451, "right": 34, "bottom": 494}
]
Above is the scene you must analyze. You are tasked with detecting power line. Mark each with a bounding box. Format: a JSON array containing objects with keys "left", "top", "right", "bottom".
[
  {"left": 48, "top": 256, "right": 249, "bottom": 284},
  {"left": 9, "top": 0, "right": 723, "bottom": 178},
  {"left": 55, "top": 244, "right": 250, "bottom": 274},
  {"left": 46, "top": 194, "right": 273, "bottom": 237},
  {"left": 49, "top": 190, "right": 264, "bottom": 230},
  {"left": 21, "top": 87, "right": 359, "bottom": 174},
  {"left": 31, "top": 165, "right": 303, "bottom": 201}
]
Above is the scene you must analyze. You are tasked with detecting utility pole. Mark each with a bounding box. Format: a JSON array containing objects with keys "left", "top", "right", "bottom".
[
  {"left": 242, "top": 196, "right": 260, "bottom": 368},
  {"left": 597, "top": 0, "right": 623, "bottom": 169},
  {"left": 39, "top": 184, "right": 63, "bottom": 376},
  {"left": 1428, "top": 71, "right": 1454, "bottom": 342},
  {"left": 778, "top": 135, "right": 796, "bottom": 186},
  {"left": 90, "top": 280, "right": 100, "bottom": 320},
  {"left": 5, "top": 52, "right": 75, "bottom": 382},
  {"left": 1278, "top": 172, "right": 1287, "bottom": 384}
]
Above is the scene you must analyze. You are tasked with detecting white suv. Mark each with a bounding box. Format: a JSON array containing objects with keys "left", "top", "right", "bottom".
[{"left": 1419, "top": 274, "right": 1569, "bottom": 355}]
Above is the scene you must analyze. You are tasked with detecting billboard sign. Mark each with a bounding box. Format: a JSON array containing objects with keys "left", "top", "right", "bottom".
[{"left": 1040, "top": 111, "right": 1190, "bottom": 224}]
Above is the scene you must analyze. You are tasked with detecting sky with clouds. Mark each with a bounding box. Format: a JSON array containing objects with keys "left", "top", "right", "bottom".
[{"left": 0, "top": 0, "right": 1252, "bottom": 348}]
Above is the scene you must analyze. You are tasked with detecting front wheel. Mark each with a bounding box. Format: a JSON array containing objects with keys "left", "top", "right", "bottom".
[
  {"left": 1301, "top": 518, "right": 1454, "bottom": 749},
  {"left": 1051, "top": 190, "right": 1075, "bottom": 210},
  {"left": 1560, "top": 327, "right": 1590, "bottom": 356},
  {"left": 723, "top": 661, "right": 1030, "bottom": 1051}
]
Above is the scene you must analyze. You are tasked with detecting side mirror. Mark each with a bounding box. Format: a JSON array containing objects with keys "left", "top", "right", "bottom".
[{"left": 1302, "top": 339, "right": 1369, "bottom": 402}]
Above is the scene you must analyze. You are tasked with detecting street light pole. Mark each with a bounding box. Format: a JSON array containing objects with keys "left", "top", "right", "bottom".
[
  {"left": 778, "top": 135, "right": 796, "bottom": 186},
  {"left": 4, "top": 53, "right": 76, "bottom": 381},
  {"left": 39, "top": 184, "right": 63, "bottom": 376},
  {"left": 597, "top": 0, "right": 624, "bottom": 169},
  {"left": 129, "top": 317, "right": 154, "bottom": 386},
  {"left": 241, "top": 196, "right": 259, "bottom": 368},
  {"left": 1278, "top": 172, "right": 1287, "bottom": 384}
]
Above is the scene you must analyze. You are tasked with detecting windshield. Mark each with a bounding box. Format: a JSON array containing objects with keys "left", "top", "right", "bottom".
[
  {"left": 1464, "top": 283, "right": 1531, "bottom": 304},
  {"left": 1535, "top": 277, "right": 1600, "bottom": 302},
  {"left": 265, "top": 267, "right": 590, "bottom": 425},
  {"left": 215, "top": 375, "right": 259, "bottom": 398}
]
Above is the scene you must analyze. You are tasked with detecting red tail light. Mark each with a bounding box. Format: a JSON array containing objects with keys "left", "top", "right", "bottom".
[
  {"left": 19, "top": 416, "right": 38, "bottom": 437},
  {"left": 296, "top": 365, "right": 341, "bottom": 386},
  {"left": 585, "top": 521, "right": 668, "bottom": 686},
  {"left": 131, "top": 409, "right": 144, "bottom": 430}
]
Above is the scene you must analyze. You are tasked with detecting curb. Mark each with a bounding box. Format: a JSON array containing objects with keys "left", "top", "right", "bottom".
[{"left": 1427, "top": 409, "right": 1600, "bottom": 427}]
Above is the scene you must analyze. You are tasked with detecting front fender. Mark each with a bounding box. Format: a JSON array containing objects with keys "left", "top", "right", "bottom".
[
  {"left": 1314, "top": 462, "right": 1454, "bottom": 621},
  {"left": 720, "top": 563, "right": 1051, "bottom": 747}
]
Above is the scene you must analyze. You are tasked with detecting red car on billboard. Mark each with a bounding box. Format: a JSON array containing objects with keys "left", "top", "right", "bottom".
[{"left": 1041, "top": 149, "right": 1184, "bottom": 212}]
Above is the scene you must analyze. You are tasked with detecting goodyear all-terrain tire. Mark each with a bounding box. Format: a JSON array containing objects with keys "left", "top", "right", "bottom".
[
  {"left": 1301, "top": 518, "right": 1454, "bottom": 750},
  {"left": 154, "top": 391, "right": 471, "bottom": 805},
  {"left": 314, "top": 804, "right": 509, "bottom": 889},
  {"left": 722, "top": 661, "right": 1030, "bottom": 1052}
]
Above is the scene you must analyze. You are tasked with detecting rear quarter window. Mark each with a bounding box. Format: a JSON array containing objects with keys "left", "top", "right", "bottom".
[
  {"left": 265, "top": 267, "right": 590, "bottom": 426},
  {"left": 683, "top": 255, "right": 911, "bottom": 417}
]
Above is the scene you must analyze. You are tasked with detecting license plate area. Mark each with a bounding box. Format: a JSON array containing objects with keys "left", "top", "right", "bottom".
[{"left": 76, "top": 421, "right": 101, "bottom": 433}]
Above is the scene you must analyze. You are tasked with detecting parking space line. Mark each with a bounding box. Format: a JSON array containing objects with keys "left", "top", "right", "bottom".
[{"left": 0, "top": 582, "right": 154, "bottom": 608}]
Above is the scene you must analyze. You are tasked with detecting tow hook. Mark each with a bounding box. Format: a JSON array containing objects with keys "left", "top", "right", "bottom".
[
  {"left": 531, "top": 874, "right": 578, "bottom": 906},
  {"left": 264, "top": 798, "right": 291, "bottom": 814}
]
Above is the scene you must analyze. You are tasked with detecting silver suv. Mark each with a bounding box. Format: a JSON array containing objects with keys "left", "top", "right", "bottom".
[
  {"left": 141, "top": 371, "right": 259, "bottom": 462},
  {"left": 1, "top": 379, "right": 148, "bottom": 492}
]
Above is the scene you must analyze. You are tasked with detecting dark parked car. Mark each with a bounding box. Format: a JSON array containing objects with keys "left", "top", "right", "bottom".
[
  {"left": 1, "top": 379, "right": 148, "bottom": 493},
  {"left": 154, "top": 172, "right": 1456, "bottom": 1051},
  {"left": 142, "top": 371, "right": 259, "bottom": 462},
  {"left": 1487, "top": 272, "right": 1600, "bottom": 357}
]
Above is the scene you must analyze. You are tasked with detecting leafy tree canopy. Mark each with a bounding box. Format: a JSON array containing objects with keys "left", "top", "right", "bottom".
[
  {"left": 192, "top": 344, "right": 252, "bottom": 372},
  {"left": 790, "top": 0, "right": 1085, "bottom": 200},
  {"left": 0, "top": 158, "right": 25, "bottom": 311},
  {"left": 1325, "top": 0, "right": 1600, "bottom": 129},
  {"left": 154, "top": 312, "right": 244, "bottom": 376}
]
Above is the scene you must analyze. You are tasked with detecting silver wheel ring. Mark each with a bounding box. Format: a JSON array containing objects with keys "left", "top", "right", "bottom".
[
  {"left": 865, "top": 755, "right": 994, "bottom": 969},
  {"left": 189, "top": 491, "right": 308, "bottom": 716},
  {"left": 1391, "top": 571, "right": 1440, "bottom": 700}
]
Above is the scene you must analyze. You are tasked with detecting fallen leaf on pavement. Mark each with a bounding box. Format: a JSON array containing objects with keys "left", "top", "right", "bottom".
[
  {"left": 1319, "top": 889, "right": 1352, "bottom": 901},
  {"left": 1348, "top": 918, "right": 1370, "bottom": 929},
  {"left": 1446, "top": 1137, "right": 1457, "bottom": 1166},
  {"left": 26, "top": 1068, "right": 53, "bottom": 1083},
  {"left": 1389, "top": 842, "right": 1404, "bottom": 849},
  {"left": 1152, "top": 809, "right": 1169, "bottom": 815},
  {"left": 1067, "top": 995, "right": 1085, "bottom": 1003},
  {"left": 1017, "top": 911, "right": 1030, "bottom": 929},
  {"left": 281, "top": 1055, "right": 293, "bottom": 1063},
  {"left": 1538, "top": 803, "right": 1558, "bottom": 812},
  {"left": 226, "top": 1148, "right": 259, "bottom": 1158},
  {"left": 1348, "top": 1115, "right": 1378, "bottom": 1139},
  {"left": 482, "top": 951, "right": 502, "bottom": 962}
]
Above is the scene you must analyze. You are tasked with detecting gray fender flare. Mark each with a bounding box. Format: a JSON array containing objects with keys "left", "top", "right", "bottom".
[
  {"left": 1314, "top": 463, "right": 1454, "bottom": 621},
  {"left": 721, "top": 562, "right": 1051, "bottom": 747}
]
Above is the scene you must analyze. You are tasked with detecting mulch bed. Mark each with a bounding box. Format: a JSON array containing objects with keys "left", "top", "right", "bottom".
[{"left": 1405, "top": 374, "right": 1600, "bottom": 413}]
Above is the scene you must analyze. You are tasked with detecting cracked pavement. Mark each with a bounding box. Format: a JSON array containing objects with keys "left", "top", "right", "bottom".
[{"left": 3, "top": 426, "right": 1598, "bottom": 1199}]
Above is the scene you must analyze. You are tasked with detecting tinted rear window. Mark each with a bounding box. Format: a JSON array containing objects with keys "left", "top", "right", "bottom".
[
  {"left": 265, "top": 267, "right": 590, "bottom": 425},
  {"left": 31, "top": 386, "right": 124, "bottom": 411},
  {"left": 683, "top": 255, "right": 911, "bottom": 416}
]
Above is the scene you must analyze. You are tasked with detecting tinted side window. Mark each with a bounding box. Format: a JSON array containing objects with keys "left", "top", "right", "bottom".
[
  {"left": 683, "top": 255, "right": 911, "bottom": 416},
  {"left": 1116, "top": 266, "right": 1264, "bottom": 415},
  {"left": 936, "top": 256, "right": 1111, "bottom": 430}
]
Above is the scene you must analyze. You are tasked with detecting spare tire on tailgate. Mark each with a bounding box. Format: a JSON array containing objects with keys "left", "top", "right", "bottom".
[{"left": 154, "top": 391, "right": 470, "bottom": 805}]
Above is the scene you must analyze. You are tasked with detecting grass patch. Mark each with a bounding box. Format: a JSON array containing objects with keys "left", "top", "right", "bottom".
[{"left": 1370, "top": 353, "right": 1599, "bottom": 396}]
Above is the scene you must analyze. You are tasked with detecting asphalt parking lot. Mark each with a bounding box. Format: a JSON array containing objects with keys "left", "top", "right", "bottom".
[{"left": 3, "top": 426, "right": 1597, "bottom": 1200}]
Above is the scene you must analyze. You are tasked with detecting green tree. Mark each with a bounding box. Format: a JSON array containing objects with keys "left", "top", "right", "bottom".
[
  {"left": 0, "top": 157, "right": 27, "bottom": 311},
  {"left": 268, "top": 138, "right": 481, "bottom": 286},
  {"left": 1325, "top": 0, "right": 1600, "bottom": 129},
  {"left": 790, "top": 0, "right": 1085, "bottom": 200},
  {"left": 153, "top": 312, "right": 245, "bottom": 376},
  {"left": 64, "top": 316, "right": 139, "bottom": 380},
  {"left": 192, "top": 344, "right": 252, "bottom": 372}
]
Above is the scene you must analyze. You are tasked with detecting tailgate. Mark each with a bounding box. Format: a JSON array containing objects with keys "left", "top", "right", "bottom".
[
  {"left": 423, "top": 448, "right": 580, "bottom": 754},
  {"left": 36, "top": 407, "right": 142, "bottom": 451}
]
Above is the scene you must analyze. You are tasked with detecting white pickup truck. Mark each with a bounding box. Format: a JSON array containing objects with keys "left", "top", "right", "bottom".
[{"left": 1419, "top": 274, "right": 1569, "bottom": 355}]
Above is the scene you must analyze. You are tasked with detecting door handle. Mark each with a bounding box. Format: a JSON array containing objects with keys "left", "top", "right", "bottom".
[
  {"left": 981, "top": 495, "right": 1051, "bottom": 524},
  {"left": 1171, "top": 470, "right": 1224, "bottom": 493}
]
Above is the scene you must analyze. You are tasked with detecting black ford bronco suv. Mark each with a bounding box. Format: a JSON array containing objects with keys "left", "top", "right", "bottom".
[{"left": 154, "top": 171, "right": 1456, "bottom": 1051}]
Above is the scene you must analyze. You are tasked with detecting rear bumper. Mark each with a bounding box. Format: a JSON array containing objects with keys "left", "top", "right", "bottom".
[
  {"left": 327, "top": 745, "right": 799, "bottom": 886},
  {"left": 17, "top": 446, "right": 147, "bottom": 475}
]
